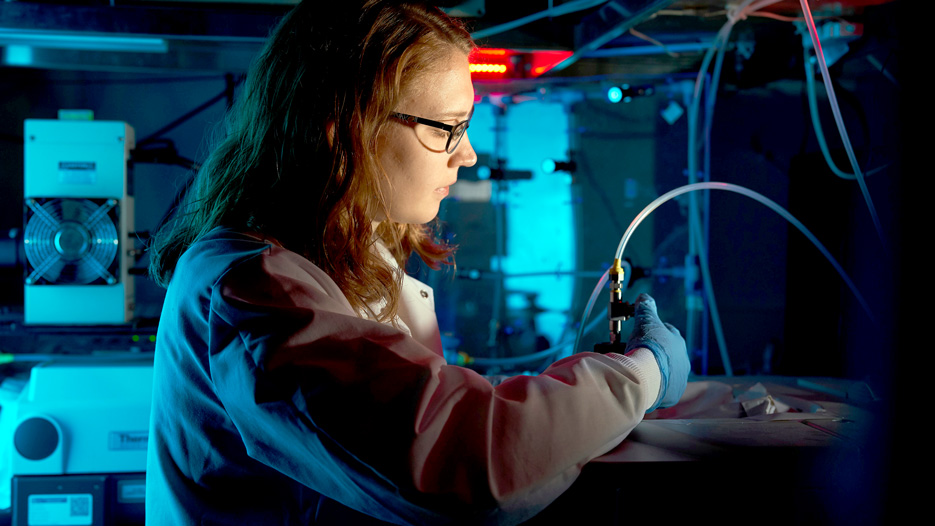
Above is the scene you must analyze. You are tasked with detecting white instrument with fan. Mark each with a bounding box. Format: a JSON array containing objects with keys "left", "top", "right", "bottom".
[{"left": 23, "top": 119, "right": 135, "bottom": 325}]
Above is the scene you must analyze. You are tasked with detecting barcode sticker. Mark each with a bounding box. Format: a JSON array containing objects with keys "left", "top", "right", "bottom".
[{"left": 28, "top": 494, "right": 93, "bottom": 525}]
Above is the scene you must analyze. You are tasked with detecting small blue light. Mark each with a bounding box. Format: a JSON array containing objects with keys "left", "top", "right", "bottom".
[
  {"left": 5, "top": 45, "right": 33, "bottom": 66},
  {"left": 477, "top": 166, "right": 491, "bottom": 180},
  {"left": 541, "top": 159, "right": 556, "bottom": 174},
  {"left": 607, "top": 86, "right": 623, "bottom": 103}
]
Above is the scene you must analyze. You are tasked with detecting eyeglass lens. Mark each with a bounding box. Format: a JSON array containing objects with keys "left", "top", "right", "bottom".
[{"left": 447, "top": 121, "right": 469, "bottom": 154}]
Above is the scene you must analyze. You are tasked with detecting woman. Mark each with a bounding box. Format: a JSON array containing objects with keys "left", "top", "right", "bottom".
[{"left": 145, "top": 1, "right": 689, "bottom": 524}]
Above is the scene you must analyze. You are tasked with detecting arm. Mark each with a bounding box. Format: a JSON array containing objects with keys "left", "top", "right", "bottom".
[{"left": 208, "top": 247, "right": 660, "bottom": 523}]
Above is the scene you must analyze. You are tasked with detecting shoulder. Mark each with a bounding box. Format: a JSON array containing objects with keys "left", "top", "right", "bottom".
[
  {"left": 170, "top": 228, "right": 352, "bottom": 314},
  {"left": 189, "top": 230, "right": 356, "bottom": 319},
  {"left": 173, "top": 228, "right": 271, "bottom": 290}
]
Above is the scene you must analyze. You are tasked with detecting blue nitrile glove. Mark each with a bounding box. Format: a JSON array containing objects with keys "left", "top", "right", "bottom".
[{"left": 625, "top": 293, "right": 689, "bottom": 412}]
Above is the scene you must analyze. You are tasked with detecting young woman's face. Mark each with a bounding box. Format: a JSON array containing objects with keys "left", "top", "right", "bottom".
[{"left": 377, "top": 49, "right": 477, "bottom": 225}]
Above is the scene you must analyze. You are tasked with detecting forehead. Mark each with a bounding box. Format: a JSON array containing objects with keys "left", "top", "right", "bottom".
[{"left": 397, "top": 49, "right": 473, "bottom": 118}]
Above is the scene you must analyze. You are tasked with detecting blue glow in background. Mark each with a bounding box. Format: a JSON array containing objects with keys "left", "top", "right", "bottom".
[{"left": 465, "top": 102, "right": 574, "bottom": 347}]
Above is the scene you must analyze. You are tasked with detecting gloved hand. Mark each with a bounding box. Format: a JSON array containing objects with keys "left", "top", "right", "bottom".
[{"left": 625, "top": 293, "right": 689, "bottom": 412}]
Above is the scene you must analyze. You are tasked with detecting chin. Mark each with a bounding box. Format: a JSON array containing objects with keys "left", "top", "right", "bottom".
[
  {"left": 413, "top": 212, "right": 440, "bottom": 225},
  {"left": 392, "top": 205, "right": 441, "bottom": 225}
]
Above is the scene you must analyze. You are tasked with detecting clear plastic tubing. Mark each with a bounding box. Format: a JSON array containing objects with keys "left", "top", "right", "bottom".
[
  {"left": 804, "top": 41, "right": 854, "bottom": 180},
  {"left": 473, "top": 260, "right": 630, "bottom": 367},
  {"left": 689, "top": 0, "right": 781, "bottom": 187},
  {"left": 798, "top": 0, "right": 885, "bottom": 246},
  {"left": 470, "top": 0, "right": 605, "bottom": 40},
  {"left": 803, "top": 43, "right": 888, "bottom": 180},
  {"left": 470, "top": 312, "right": 608, "bottom": 367},
  {"left": 614, "top": 182, "right": 874, "bottom": 321}
]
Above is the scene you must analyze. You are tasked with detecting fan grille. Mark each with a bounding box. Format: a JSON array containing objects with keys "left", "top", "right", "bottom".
[{"left": 24, "top": 197, "right": 120, "bottom": 285}]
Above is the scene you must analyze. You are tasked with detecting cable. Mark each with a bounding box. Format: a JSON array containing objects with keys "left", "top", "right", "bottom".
[
  {"left": 456, "top": 269, "right": 608, "bottom": 280},
  {"left": 682, "top": 0, "right": 785, "bottom": 374},
  {"left": 470, "top": 0, "right": 608, "bottom": 40},
  {"left": 865, "top": 53, "right": 898, "bottom": 87},
  {"left": 456, "top": 261, "right": 630, "bottom": 368},
  {"left": 149, "top": 175, "right": 196, "bottom": 247},
  {"left": 684, "top": 0, "right": 764, "bottom": 367},
  {"left": 137, "top": 90, "right": 227, "bottom": 146},
  {"left": 628, "top": 28, "right": 680, "bottom": 57},
  {"left": 802, "top": 37, "right": 889, "bottom": 181},
  {"left": 576, "top": 153, "right": 627, "bottom": 236},
  {"left": 571, "top": 260, "right": 641, "bottom": 356},
  {"left": 798, "top": 0, "right": 885, "bottom": 247},
  {"left": 803, "top": 40, "right": 853, "bottom": 180},
  {"left": 549, "top": 1, "right": 683, "bottom": 73},
  {"left": 689, "top": 208, "right": 733, "bottom": 375},
  {"left": 468, "top": 309, "right": 608, "bottom": 368},
  {"left": 137, "top": 74, "right": 243, "bottom": 146},
  {"left": 614, "top": 182, "right": 874, "bottom": 320}
]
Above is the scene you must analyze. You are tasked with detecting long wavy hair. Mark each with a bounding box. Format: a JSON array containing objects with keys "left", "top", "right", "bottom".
[{"left": 149, "top": 0, "right": 473, "bottom": 322}]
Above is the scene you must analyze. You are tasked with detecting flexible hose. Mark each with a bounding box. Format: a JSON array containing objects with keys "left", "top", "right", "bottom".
[
  {"left": 685, "top": 0, "right": 783, "bottom": 375},
  {"left": 575, "top": 269, "right": 609, "bottom": 355},
  {"left": 466, "top": 260, "right": 631, "bottom": 368},
  {"left": 804, "top": 40, "right": 857, "bottom": 180},
  {"left": 798, "top": 0, "right": 885, "bottom": 246},
  {"left": 468, "top": 312, "right": 607, "bottom": 368},
  {"left": 689, "top": 213, "right": 733, "bottom": 375},
  {"left": 614, "top": 182, "right": 874, "bottom": 322},
  {"left": 802, "top": 29, "right": 889, "bottom": 181},
  {"left": 470, "top": 0, "right": 608, "bottom": 40}
]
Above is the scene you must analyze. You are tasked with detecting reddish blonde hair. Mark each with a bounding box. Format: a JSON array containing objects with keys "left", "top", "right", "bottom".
[{"left": 150, "top": 1, "right": 474, "bottom": 322}]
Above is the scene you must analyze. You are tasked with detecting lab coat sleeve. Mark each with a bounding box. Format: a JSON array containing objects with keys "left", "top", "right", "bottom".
[{"left": 207, "top": 246, "right": 658, "bottom": 524}]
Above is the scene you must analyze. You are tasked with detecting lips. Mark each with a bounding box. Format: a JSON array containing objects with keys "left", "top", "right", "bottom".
[{"left": 436, "top": 179, "right": 456, "bottom": 196}]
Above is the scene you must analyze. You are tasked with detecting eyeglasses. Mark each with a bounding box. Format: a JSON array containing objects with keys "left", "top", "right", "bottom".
[{"left": 391, "top": 109, "right": 472, "bottom": 154}]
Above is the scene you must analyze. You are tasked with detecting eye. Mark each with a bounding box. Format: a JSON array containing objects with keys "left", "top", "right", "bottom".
[{"left": 451, "top": 122, "right": 467, "bottom": 140}]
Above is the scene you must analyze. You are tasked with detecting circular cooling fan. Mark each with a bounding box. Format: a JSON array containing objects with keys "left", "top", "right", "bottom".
[{"left": 24, "top": 198, "right": 120, "bottom": 285}]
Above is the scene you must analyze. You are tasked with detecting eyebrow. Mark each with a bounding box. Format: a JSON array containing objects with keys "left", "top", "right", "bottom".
[{"left": 432, "top": 105, "right": 475, "bottom": 121}]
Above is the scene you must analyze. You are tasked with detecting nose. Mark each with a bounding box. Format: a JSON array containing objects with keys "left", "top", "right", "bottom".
[{"left": 451, "top": 132, "right": 477, "bottom": 168}]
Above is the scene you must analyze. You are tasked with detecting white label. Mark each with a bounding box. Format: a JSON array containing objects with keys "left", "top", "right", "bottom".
[
  {"left": 108, "top": 430, "right": 148, "bottom": 450},
  {"left": 58, "top": 161, "right": 97, "bottom": 185},
  {"left": 28, "top": 494, "right": 93, "bottom": 526},
  {"left": 117, "top": 479, "right": 146, "bottom": 502}
]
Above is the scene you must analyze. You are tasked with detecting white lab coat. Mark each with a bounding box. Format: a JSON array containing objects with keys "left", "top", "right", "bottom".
[
  {"left": 146, "top": 228, "right": 661, "bottom": 525},
  {"left": 371, "top": 241, "right": 443, "bottom": 354}
]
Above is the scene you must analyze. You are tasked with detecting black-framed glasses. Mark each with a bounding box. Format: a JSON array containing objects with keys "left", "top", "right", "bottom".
[{"left": 391, "top": 110, "right": 472, "bottom": 154}]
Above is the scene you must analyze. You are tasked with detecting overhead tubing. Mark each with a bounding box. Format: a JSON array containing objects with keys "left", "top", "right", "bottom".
[
  {"left": 470, "top": 0, "right": 609, "bottom": 40},
  {"left": 549, "top": 0, "right": 678, "bottom": 73}
]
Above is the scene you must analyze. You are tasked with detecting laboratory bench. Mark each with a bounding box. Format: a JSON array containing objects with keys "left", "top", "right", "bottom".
[
  {"left": 2, "top": 373, "right": 881, "bottom": 525},
  {"left": 526, "top": 376, "right": 881, "bottom": 525}
]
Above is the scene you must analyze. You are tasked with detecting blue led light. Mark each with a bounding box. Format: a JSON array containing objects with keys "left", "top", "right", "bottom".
[
  {"left": 607, "top": 86, "right": 623, "bottom": 103},
  {"left": 477, "top": 166, "right": 491, "bottom": 180},
  {"left": 541, "top": 159, "right": 556, "bottom": 174},
  {"left": 4, "top": 45, "right": 33, "bottom": 66}
]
